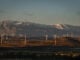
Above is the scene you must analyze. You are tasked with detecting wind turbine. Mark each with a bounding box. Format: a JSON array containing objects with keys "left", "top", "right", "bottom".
[
  {"left": 5, "top": 34, "right": 8, "bottom": 40},
  {"left": 1, "top": 34, "right": 4, "bottom": 46},
  {"left": 24, "top": 34, "right": 27, "bottom": 45},
  {"left": 45, "top": 34, "right": 48, "bottom": 41},
  {"left": 70, "top": 32, "right": 73, "bottom": 37},
  {"left": 54, "top": 34, "right": 57, "bottom": 46}
]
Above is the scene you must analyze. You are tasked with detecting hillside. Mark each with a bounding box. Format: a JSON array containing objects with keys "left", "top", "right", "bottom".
[{"left": 0, "top": 20, "right": 80, "bottom": 37}]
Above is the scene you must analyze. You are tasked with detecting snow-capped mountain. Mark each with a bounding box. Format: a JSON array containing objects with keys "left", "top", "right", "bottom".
[
  {"left": 53, "top": 24, "right": 69, "bottom": 29},
  {"left": 0, "top": 20, "right": 80, "bottom": 37}
]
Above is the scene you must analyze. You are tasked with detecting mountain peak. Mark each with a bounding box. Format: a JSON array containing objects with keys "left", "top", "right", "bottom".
[{"left": 53, "top": 24, "right": 69, "bottom": 29}]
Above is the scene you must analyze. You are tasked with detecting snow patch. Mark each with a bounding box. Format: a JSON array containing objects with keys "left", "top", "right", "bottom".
[{"left": 53, "top": 24, "right": 68, "bottom": 29}]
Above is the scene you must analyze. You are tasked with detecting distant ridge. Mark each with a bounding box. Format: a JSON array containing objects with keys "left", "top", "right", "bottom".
[{"left": 0, "top": 20, "right": 80, "bottom": 37}]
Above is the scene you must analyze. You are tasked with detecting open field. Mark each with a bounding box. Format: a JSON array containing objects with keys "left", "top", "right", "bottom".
[{"left": 0, "top": 36, "right": 80, "bottom": 47}]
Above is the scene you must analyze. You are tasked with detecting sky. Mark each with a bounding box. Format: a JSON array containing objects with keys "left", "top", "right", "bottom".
[{"left": 0, "top": 0, "right": 80, "bottom": 26}]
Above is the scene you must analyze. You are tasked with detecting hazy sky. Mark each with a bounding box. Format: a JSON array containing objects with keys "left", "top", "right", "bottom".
[{"left": 0, "top": 0, "right": 80, "bottom": 25}]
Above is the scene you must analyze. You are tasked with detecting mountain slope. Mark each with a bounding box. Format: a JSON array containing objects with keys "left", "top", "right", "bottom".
[{"left": 0, "top": 20, "right": 80, "bottom": 37}]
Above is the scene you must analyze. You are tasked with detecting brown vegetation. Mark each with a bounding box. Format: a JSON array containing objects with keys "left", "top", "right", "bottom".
[{"left": 0, "top": 36, "right": 80, "bottom": 47}]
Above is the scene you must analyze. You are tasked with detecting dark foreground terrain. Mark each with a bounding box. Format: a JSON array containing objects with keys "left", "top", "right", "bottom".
[
  {"left": 0, "top": 46, "right": 80, "bottom": 60},
  {"left": 0, "top": 55, "right": 80, "bottom": 60}
]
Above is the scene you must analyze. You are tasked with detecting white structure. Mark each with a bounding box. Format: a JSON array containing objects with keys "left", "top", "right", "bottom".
[
  {"left": 54, "top": 35, "right": 57, "bottom": 46},
  {"left": 24, "top": 34, "right": 27, "bottom": 45},
  {"left": 5, "top": 34, "right": 8, "bottom": 40},
  {"left": 45, "top": 34, "right": 48, "bottom": 40},
  {"left": 1, "top": 34, "right": 4, "bottom": 45},
  {"left": 70, "top": 33, "right": 73, "bottom": 37}
]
